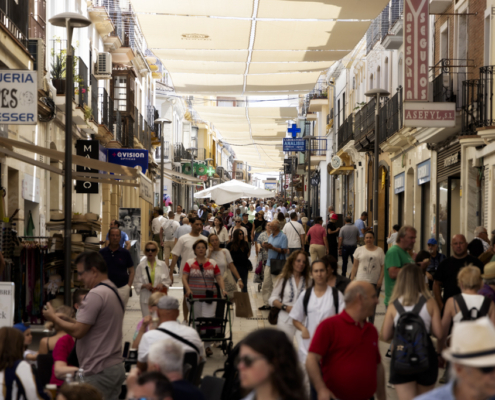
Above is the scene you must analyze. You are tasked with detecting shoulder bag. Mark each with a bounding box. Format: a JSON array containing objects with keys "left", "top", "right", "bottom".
[
  {"left": 156, "top": 328, "right": 200, "bottom": 354},
  {"left": 145, "top": 263, "right": 168, "bottom": 294},
  {"left": 268, "top": 278, "right": 288, "bottom": 325},
  {"left": 269, "top": 250, "right": 286, "bottom": 276},
  {"left": 289, "top": 222, "right": 303, "bottom": 249}
]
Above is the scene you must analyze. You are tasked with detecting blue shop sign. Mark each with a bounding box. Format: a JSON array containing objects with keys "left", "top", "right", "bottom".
[
  {"left": 394, "top": 172, "right": 405, "bottom": 194},
  {"left": 283, "top": 138, "right": 306, "bottom": 152},
  {"left": 417, "top": 159, "right": 431, "bottom": 185},
  {"left": 107, "top": 149, "right": 149, "bottom": 174}
]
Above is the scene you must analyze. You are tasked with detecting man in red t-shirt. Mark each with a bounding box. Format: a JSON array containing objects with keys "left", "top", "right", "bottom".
[
  {"left": 307, "top": 216, "right": 328, "bottom": 262},
  {"left": 306, "top": 281, "right": 386, "bottom": 400}
]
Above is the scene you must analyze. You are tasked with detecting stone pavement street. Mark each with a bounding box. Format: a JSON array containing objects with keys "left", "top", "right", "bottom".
[{"left": 123, "top": 250, "right": 445, "bottom": 399}]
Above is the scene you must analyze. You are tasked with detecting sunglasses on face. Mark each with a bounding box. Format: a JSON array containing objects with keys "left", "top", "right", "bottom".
[
  {"left": 479, "top": 366, "right": 495, "bottom": 374},
  {"left": 235, "top": 355, "right": 265, "bottom": 368},
  {"left": 145, "top": 248, "right": 157, "bottom": 253}
]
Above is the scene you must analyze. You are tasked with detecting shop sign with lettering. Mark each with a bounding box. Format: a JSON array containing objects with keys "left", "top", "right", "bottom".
[
  {"left": 75, "top": 140, "right": 100, "bottom": 194},
  {"left": 404, "top": 0, "right": 429, "bottom": 101},
  {"left": 0, "top": 71, "right": 37, "bottom": 124},
  {"left": 0, "top": 282, "right": 15, "bottom": 327},
  {"left": 417, "top": 159, "right": 431, "bottom": 185},
  {"left": 394, "top": 172, "right": 405, "bottom": 194},
  {"left": 444, "top": 152, "right": 460, "bottom": 167},
  {"left": 139, "top": 172, "right": 153, "bottom": 205},
  {"left": 404, "top": 102, "right": 456, "bottom": 127}
]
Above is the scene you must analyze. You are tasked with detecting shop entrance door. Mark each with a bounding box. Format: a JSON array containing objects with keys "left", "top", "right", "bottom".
[
  {"left": 438, "top": 176, "right": 461, "bottom": 257},
  {"left": 420, "top": 182, "right": 431, "bottom": 248}
]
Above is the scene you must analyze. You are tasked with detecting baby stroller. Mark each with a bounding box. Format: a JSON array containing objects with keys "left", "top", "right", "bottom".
[{"left": 187, "top": 291, "right": 234, "bottom": 356}]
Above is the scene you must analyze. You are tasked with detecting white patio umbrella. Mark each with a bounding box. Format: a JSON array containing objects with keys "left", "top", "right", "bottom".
[{"left": 194, "top": 180, "right": 274, "bottom": 204}]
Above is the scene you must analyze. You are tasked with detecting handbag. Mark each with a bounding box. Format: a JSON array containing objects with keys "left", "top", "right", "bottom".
[
  {"left": 269, "top": 251, "right": 286, "bottom": 276},
  {"left": 268, "top": 278, "right": 288, "bottom": 325},
  {"left": 145, "top": 264, "right": 168, "bottom": 294}
]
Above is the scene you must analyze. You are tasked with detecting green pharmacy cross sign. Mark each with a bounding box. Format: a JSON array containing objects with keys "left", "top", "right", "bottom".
[
  {"left": 181, "top": 162, "right": 211, "bottom": 176},
  {"left": 206, "top": 166, "right": 216, "bottom": 177}
]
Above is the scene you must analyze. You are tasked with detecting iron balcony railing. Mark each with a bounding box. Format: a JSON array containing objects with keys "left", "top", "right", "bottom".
[
  {"left": 0, "top": 4, "right": 29, "bottom": 50},
  {"left": 125, "top": 116, "right": 134, "bottom": 148},
  {"left": 462, "top": 66, "right": 495, "bottom": 135},
  {"left": 99, "top": 87, "right": 114, "bottom": 133},
  {"left": 76, "top": 57, "right": 88, "bottom": 108},
  {"left": 337, "top": 113, "right": 354, "bottom": 151},
  {"left": 174, "top": 143, "right": 193, "bottom": 162},
  {"left": 91, "top": 74, "right": 99, "bottom": 124},
  {"left": 354, "top": 97, "right": 376, "bottom": 142},
  {"left": 308, "top": 138, "right": 327, "bottom": 157},
  {"left": 378, "top": 87, "right": 403, "bottom": 144},
  {"left": 115, "top": 110, "right": 122, "bottom": 144},
  {"left": 431, "top": 59, "right": 473, "bottom": 108}
]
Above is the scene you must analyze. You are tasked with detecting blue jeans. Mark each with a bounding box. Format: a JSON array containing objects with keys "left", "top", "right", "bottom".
[{"left": 341, "top": 245, "right": 356, "bottom": 277}]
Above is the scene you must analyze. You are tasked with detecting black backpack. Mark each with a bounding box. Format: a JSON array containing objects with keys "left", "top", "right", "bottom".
[
  {"left": 454, "top": 294, "right": 491, "bottom": 321},
  {"left": 303, "top": 286, "right": 339, "bottom": 316},
  {"left": 391, "top": 295, "right": 430, "bottom": 375}
]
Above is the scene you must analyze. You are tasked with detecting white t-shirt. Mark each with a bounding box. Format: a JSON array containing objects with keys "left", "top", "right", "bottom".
[
  {"left": 208, "top": 248, "right": 233, "bottom": 275},
  {"left": 174, "top": 212, "right": 186, "bottom": 222},
  {"left": 151, "top": 216, "right": 165, "bottom": 235},
  {"left": 210, "top": 226, "right": 229, "bottom": 244},
  {"left": 172, "top": 233, "right": 208, "bottom": 275},
  {"left": 282, "top": 221, "right": 305, "bottom": 248},
  {"left": 290, "top": 286, "right": 345, "bottom": 363},
  {"left": 138, "top": 320, "right": 205, "bottom": 362},
  {"left": 161, "top": 219, "right": 180, "bottom": 241},
  {"left": 353, "top": 246, "right": 385, "bottom": 284}
]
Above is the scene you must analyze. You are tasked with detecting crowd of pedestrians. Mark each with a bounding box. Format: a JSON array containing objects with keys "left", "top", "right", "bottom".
[{"left": 6, "top": 198, "right": 495, "bottom": 400}]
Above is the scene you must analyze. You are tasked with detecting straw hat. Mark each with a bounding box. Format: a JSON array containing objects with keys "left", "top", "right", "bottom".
[
  {"left": 72, "top": 214, "right": 87, "bottom": 223},
  {"left": 442, "top": 317, "right": 495, "bottom": 367},
  {"left": 85, "top": 212, "right": 99, "bottom": 222},
  {"left": 50, "top": 212, "right": 64, "bottom": 222},
  {"left": 482, "top": 262, "right": 495, "bottom": 280},
  {"left": 85, "top": 236, "right": 100, "bottom": 244},
  {"left": 71, "top": 234, "right": 83, "bottom": 243}
]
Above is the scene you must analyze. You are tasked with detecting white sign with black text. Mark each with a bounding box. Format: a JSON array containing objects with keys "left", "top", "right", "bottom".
[
  {"left": 0, "top": 282, "right": 15, "bottom": 328},
  {"left": 0, "top": 71, "right": 38, "bottom": 125}
]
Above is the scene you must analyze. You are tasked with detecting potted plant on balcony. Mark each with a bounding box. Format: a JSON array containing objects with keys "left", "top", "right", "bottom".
[{"left": 51, "top": 54, "right": 66, "bottom": 95}]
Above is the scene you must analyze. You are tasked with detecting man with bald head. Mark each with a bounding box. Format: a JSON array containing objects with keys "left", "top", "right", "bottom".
[
  {"left": 433, "top": 234, "right": 485, "bottom": 310},
  {"left": 307, "top": 281, "right": 385, "bottom": 400}
]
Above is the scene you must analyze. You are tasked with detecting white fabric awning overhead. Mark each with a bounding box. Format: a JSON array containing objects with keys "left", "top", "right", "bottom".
[
  {"left": 194, "top": 106, "right": 297, "bottom": 171},
  {"left": 131, "top": 0, "right": 390, "bottom": 95},
  {"left": 194, "top": 180, "right": 275, "bottom": 204}
]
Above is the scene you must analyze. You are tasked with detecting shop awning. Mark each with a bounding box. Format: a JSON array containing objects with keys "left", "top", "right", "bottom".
[
  {"left": 329, "top": 166, "right": 354, "bottom": 175},
  {"left": 162, "top": 168, "right": 204, "bottom": 184},
  {"left": 0, "top": 137, "right": 138, "bottom": 179}
]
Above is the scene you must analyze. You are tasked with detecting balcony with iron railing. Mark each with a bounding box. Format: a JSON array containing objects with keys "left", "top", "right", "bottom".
[
  {"left": 115, "top": 110, "right": 122, "bottom": 144},
  {"left": 378, "top": 87, "right": 403, "bottom": 144},
  {"left": 75, "top": 57, "right": 89, "bottom": 108},
  {"left": 462, "top": 66, "right": 495, "bottom": 135},
  {"left": 382, "top": 0, "right": 404, "bottom": 50},
  {"left": 29, "top": 0, "right": 46, "bottom": 41},
  {"left": 174, "top": 143, "right": 193, "bottom": 162},
  {"left": 354, "top": 97, "right": 376, "bottom": 148},
  {"left": 0, "top": 2, "right": 29, "bottom": 50},
  {"left": 98, "top": 88, "right": 114, "bottom": 133},
  {"left": 337, "top": 113, "right": 354, "bottom": 151},
  {"left": 432, "top": 59, "right": 474, "bottom": 109}
]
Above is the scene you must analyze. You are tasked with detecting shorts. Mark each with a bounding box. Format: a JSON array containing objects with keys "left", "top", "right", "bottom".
[{"left": 389, "top": 338, "right": 438, "bottom": 386}]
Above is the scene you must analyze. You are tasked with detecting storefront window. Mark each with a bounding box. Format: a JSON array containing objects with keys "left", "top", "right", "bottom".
[
  {"left": 438, "top": 180, "right": 448, "bottom": 255},
  {"left": 438, "top": 178, "right": 461, "bottom": 256}
]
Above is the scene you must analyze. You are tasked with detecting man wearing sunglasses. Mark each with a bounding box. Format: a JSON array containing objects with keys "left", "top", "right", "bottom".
[{"left": 416, "top": 317, "right": 495, "bottom": 400}]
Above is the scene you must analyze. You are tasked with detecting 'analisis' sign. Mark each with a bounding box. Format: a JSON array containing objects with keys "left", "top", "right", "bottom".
[
  {"left": 0, "top": 71, "right": 37, "bottom": 124},
  {"left": 404, "top": 0, "right": 429, "bottom": 101}
]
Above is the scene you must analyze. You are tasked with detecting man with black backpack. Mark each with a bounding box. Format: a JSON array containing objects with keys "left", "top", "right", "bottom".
[
  {"left": 306, "top": 281, "right": 385, "bottom": 400},
  {"left": 290, "top": 260, "right": 344, "bottom": 365}
]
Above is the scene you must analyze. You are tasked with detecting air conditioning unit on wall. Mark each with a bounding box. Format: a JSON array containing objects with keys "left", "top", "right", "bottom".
[{"left": 95, "top": 52, "right": 112, "bottom": 79}]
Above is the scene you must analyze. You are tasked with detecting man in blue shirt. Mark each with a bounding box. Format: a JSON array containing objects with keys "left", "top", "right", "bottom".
[
  {"left": 100, "top": 227, "right": 135, "bottom": 307},
  {"left": 354, "top": 211, "right": 370, "bottom": 246},
  {"left": 255, "top": 202, "right": 263, "bottom": 213},
  {"left": 259, "top": 220, "right": 289, "bottom": 310},
  {"left": 104, "top": 220, "right": 130, "bottom": 249}
]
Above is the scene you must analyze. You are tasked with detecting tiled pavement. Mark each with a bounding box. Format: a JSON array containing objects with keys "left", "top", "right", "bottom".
[{"left": 124, "top": 250, "right": 445, "bottom": 399}]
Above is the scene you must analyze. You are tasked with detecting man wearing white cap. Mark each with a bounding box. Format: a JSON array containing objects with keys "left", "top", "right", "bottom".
[
  {"left": 415, "top": 317, "right": 495, "bottom": 400},
  {"left": 137, "top": 296, "right": 205, "bottom": 372}
]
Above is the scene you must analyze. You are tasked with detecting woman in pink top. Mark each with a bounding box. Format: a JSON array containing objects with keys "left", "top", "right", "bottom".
[
  {"left": 306, "top": 216, "right": 328, "bottom": 262},
  {"left": 50, "top": 333, "right": 76, "bottom": 386}
]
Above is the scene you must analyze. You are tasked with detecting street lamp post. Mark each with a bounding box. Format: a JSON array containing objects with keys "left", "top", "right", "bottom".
[
  {"left": 49, "top": 12, "right": 91, "bottom": 306},
  {"left": 364, "top": 88, "right": 390, "bottom": 245},
  {"left": 305, "top": 135, "right": 315, "bottom": 219},
  {"left": 154, "top": 118, "right": 172, "bottom": 210}
]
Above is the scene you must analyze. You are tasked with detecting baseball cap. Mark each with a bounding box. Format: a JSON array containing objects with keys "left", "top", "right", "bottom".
[
  {"left": 157, "top": 296, "right": 179, "bottom": 310},
  {"left": 427, "top": 238, "right": 438, "bottom": 245},
  {"left": 13, "top": 323, "right": 30, "bottom": 333}
]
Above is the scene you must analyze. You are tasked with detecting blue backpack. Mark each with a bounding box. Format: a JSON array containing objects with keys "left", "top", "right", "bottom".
[{"left": 391, "top": 295, "right": 431, "bottom": 375}]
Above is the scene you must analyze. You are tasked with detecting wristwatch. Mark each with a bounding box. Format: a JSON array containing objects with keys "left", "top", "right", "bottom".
[{"left": 282, "top": 304, "right": 288, "bottom": 311}]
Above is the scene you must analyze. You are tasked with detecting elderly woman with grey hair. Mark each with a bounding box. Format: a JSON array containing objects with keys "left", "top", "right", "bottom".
[{"left": 479, "top": 262, "right": 495, "bottom": 303}]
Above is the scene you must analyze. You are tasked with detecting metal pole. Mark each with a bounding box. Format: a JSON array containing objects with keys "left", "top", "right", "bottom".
[
  {"left": 160, "top": 122, "right": 164, "bottom": 210},
  {"left": 373, "top": 94, "right": 380, "bottom": 245},
  {"left": 64, "top": 20, "right": 73, "bottom": 305},
  {"left": 307, "top": 139, "right": 311, "bottom": 219}
]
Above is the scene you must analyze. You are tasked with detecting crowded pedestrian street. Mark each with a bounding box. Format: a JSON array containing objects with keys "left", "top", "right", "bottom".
[{"left": 3, "top": 0, "right": 495, "bottom": 399}]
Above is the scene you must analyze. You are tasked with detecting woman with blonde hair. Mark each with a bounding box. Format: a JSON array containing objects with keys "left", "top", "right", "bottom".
[
  {"left": 131, "top": 291, "right": 166, "bottom": 349},
  {"left": 38, "top": 305, "right": 74, "bottom": 356},
  {"left": 134, "top": 240, "right": 171, "bottom": 316},
  {"left": 439, "top": 265, "right": 495, "bottom": 351},
  {"left": 268, "top": 250, "right": 311, "bottom": 340},
  {"left": 381, "top": 264, "right": 442, "bottom": 400}
]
